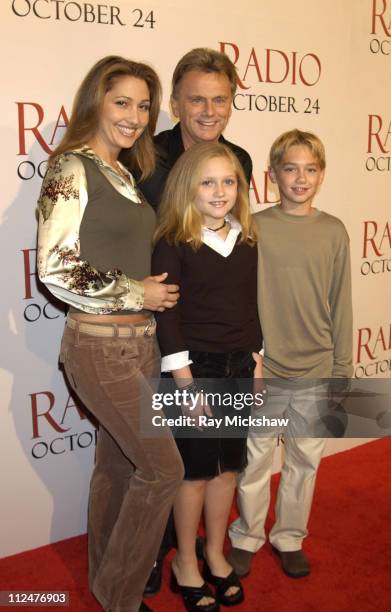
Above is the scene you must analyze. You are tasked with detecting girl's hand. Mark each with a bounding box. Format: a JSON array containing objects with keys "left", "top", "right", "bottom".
[
  {"left": 172, "top": 367, "right": 212, "bottom": 430},
  {"left": 181, "top": 390, "right": 212, "bottom": 431}
]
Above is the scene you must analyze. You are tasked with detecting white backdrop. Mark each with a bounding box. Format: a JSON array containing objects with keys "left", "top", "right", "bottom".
[{"left": 1, "top": 0, "right": 390, "bottom": 557}]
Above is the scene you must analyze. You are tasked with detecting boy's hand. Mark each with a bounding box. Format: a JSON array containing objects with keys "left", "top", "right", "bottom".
[
  {"left": 253, "top": 352, "right": 264, "bottom": 378},
  {"left": 253, "top": 352, "right": 267, "bottom": 405}
]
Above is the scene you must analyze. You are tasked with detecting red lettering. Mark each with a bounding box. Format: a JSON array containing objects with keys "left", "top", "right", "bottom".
[
  {"left": 371, "top": 0, "right": 391, "bottom": 35},
  {"left": 357, "top": 324, "right": 391, "bottom": 362},
  {"left": 60, "top": 394, "right": 87, "bottom": 424},
  {"left": 218, "top": 43, "right": 321, "bottom": 88},
  {"left": 21, "top": 248, "right": 37, "bottom": 300},
  {"left": 363, "top": 221, "right": 391, "bottom": 256},
  {"left": 367, "top": 115, "right": 388, "bottom": 153},
  {"left": 49, "top": 106, "right": 69, "bottom": 146},
  {"left": 379, "top": 222, "right": 391, "bottom": 252},
  {"left": 17, "top": 102, "right": 52, "bottom": 155},
  {"left": 249, "top": 174, "right": 261, "bottom": 204},
  {"left": 243, "top": 48, "right": 264, "bottom": 84},
  {"left": 30, "top": 392, "right": 70, "bottom": 439},
  {"left": 357, "top": 328, "right": 375, "bottom": 362},
  {"left": 249, "top": 172, "right": 280, "bottom": 205},
  {"left": 373, "top": 326, "right": 387, "bottom": 354},
  {"left": 265, "top": 49, "right": 289, "bottom": 84},
  {"left": 219, "top": 41, "right": 249, "bottom": 90},
  {"left": 292, "top": 51, "right": 298, "bottom": 85},
  {"left": 298, "top": 53, "right": 321, "bottom": 86},
  {"left": 363, "top": 221, "right": 381, "bottom": 257},
  {"left": 384, "top": 119, "right": 391, "bottom": 151}
]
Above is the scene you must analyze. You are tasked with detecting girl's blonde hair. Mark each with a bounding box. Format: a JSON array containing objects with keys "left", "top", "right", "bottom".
[
  {"left": 155, "top": 142, "right": 256, "bottom": 249},
  {"left": 51, "top": 55, "right": 161, "bottom": 180}
]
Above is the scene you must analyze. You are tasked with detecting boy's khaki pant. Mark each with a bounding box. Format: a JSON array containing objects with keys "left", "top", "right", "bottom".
[
  {"left": 229, "top": 378, "right": 327, "bottom": 552},
  {"left": 61, "top": 319, "right": 184, "bottom": 611}
]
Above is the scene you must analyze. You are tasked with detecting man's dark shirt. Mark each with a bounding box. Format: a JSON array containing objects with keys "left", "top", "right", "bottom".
[{"left": 138, "top": 122, "right": 253, "bottom": 209}]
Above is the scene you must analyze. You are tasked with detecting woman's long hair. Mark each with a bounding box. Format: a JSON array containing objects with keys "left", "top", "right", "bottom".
[
  {"left": 155, "top": 142, "right": 257, "bottom": 249},
  {"left": 51, "top": 55, "right": 161, "bottom": 179}
]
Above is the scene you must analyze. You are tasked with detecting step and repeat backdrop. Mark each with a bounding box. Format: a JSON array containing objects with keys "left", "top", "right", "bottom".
[{"left": 0, "top": 0, "right": 390, "bottom": 557}]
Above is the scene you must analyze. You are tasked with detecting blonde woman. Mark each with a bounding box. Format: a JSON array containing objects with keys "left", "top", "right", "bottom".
[{"left": 152, "top": 142, "right": 263, "bottom": 611}]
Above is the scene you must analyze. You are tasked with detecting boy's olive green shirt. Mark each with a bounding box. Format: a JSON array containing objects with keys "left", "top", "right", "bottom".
[{"left": 255, "top": 205, "right": 353, "bottom": 379}]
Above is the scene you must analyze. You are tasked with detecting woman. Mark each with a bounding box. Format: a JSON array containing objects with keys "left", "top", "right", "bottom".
[
  {"left": 152, "top": 142, "right": 263, "bottom": 611},
  {"left": 37, "top": 56, "right": 184, "bottom": 612}
]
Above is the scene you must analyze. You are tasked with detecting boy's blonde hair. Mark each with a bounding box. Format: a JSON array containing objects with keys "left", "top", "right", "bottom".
[
  {"left": 155, "top": 142, "right": 256, "bottom": 250},
  {"left": 269, "top": 129, "right": 326, "bottom": 170}
]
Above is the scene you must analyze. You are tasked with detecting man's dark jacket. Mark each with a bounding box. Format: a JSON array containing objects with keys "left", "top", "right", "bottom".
[{"left": 138, "top": 122, "right": 253, "bottom": 209}]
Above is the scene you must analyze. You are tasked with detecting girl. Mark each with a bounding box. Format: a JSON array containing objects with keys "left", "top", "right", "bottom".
[{"left": 152, "top": 142, "right": 263, "bottom": 611}]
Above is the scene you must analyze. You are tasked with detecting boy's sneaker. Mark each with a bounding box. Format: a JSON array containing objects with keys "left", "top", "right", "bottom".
[
  {"left": 226, "top": 547, "right": 254, "bottom": 577},
  {"left": 271, "top": 545, "right": 310, "bottom": 578}
]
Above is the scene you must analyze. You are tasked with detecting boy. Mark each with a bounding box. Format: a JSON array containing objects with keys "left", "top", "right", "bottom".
[{"left": 228, "top": 129, "right": 353, "bottom": 578}]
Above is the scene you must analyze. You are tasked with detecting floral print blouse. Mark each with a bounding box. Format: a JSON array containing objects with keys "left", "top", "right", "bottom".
[{"left": 37, "top": 147, "right": 145, "bottom": 314}]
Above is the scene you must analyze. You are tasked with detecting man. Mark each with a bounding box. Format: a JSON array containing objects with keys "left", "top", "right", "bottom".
[
  {"left": 138, "top": 47, "right": 252, "bottom": 209},
  {"left": 138, "top": 48, "right": 253, "bottom": 599}
]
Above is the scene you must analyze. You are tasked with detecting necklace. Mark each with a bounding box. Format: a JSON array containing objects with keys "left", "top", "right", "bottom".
[
  {"left": 114, "top": 162, "right": 144, "bottom": 206},
  {"left": 115, "top": 162, "right": 131, "bottom": 183},
  {"left": 207, "top": 220, "right": 226, "bottom": 232}
]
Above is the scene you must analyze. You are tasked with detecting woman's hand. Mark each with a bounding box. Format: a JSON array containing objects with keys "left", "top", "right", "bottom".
[{"left": 142, "top": 272, "right": 179, "bottom": 311}]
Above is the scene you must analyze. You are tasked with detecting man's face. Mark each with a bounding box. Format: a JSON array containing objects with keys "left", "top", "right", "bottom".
[{"left": 171, "top": 70, "right": 232, "bottom": 149}]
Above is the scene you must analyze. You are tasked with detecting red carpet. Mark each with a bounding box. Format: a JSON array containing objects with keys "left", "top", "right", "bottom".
[{"left": 1, "top": 439, "right": 390, "bottom": 611}]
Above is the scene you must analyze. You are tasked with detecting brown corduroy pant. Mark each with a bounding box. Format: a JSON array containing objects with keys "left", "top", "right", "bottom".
[{"left": 60, "top": 318, "right": 184, "bottom": 611}]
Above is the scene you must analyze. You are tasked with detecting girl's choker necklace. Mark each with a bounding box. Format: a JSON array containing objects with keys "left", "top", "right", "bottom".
[{"left": 207, "top": 220, "right": 226, "bottom": 232}]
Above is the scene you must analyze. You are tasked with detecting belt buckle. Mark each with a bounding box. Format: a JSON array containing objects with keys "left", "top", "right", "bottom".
[{"left": 144, "top": 320, "right": 153, "bottom": 337}]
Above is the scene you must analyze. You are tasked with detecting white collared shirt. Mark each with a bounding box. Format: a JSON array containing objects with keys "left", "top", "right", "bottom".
[
  {"left": 161, "top": 215, "right": 243, "bottom": 372},
  {"left": 201, "top": 214, "right": 242, "bottom": 257}
]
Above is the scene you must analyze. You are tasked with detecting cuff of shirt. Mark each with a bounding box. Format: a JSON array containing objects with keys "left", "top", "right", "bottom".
[
  {"left": 124, "top": 278, "right": 144, "bottom": 311},
  {"left": 161, "top": 351, "right": 193, "bottom": 373}
]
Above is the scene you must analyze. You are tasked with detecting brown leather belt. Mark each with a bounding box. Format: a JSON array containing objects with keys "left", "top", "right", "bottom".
[{"left": 66, "top": 314, "right": 156, "bottom": 338}]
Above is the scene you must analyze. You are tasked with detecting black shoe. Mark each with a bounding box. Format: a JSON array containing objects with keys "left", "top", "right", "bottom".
[
  {"left": 203, "top": 563, "right": 244, "bottom": 607},
  {"left": 170, "top": 571, "right": 219, "bottom": 611},
  {"left": 143, "top": 559, "right": 163, "bottom": 597},
  {"left": 271, "top": 545, "right": 310, "bottom": 578},
  {"left": 196, "top": 535, "right": 206, "bottom": 560},
  {"left": 139, "top": 602, "right": 153, "bottom": 611}
]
